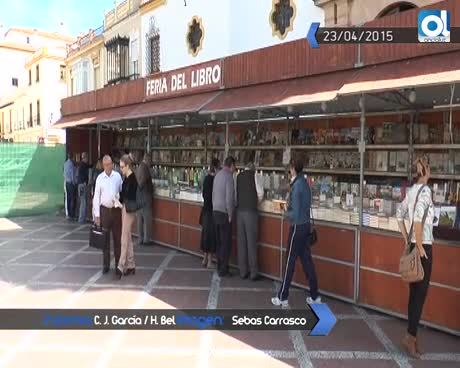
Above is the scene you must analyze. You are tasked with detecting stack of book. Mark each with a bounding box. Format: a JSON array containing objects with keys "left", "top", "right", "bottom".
[{"left": 350, "top": 212, "right": 360, "bottom": 225}]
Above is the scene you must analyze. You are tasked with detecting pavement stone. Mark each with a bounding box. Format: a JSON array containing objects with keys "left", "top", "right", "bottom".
[{"left": 0, "top": 215, "right": 458, "bottom": 368}]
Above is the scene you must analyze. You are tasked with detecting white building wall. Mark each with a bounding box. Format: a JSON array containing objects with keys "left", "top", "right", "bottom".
[
  {"left": 140, "top": 0, "right": 324, "bottom": 75},
  {"left": 0, "top": 48, "right": 31, "bottom": 102}
]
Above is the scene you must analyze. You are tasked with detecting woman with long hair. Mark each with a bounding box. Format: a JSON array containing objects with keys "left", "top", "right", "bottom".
[
  {"left": 200, "top": 158, "right": 220, "bottom": 268},
  {"left": 396, "top": 157, "right": 434, "bottom": 359},
  {"left": 118, "top": 154, "right": 138, "bottom": 279}
]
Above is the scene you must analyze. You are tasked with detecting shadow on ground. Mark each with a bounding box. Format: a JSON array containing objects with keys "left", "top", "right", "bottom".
[{"left": 0, "top": 215, "right": 458, "bottom": 368}]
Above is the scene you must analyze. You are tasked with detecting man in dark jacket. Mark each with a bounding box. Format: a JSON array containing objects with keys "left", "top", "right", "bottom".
[
  {"left": 272, "top": 158, "right": 321, "bottom": 307},
  {"left": 77, "top": 152, "right": 90, "bottom": 224},
  {"left": 136, "top": 153, "right": 154, "bottom": 245},
  {"left": 236, "top": 162, "right": 264, "bottom": 280}
]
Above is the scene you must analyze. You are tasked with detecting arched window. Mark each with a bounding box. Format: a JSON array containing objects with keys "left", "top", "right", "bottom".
[{"left": 377, "top": 2, "right": 417, "bottom": 18}]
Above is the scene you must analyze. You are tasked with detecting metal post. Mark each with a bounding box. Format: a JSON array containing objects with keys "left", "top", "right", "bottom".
[
  {"left": 358, "top": 94, "right": 365, "bottom": 228},
  {"left": 97, "top": 124, "right": 101, "bottom": 158},
  {"left": 408, "top": 111, "right": 415, "bottom": 180},
  {"left": 88, "top": 128, "right": 92, "bottom": 163},
  {"left": 355, "top": 94, "right": 366, "bottom": 304},
  {"left": 147, "top": 119, "right": 151, "bottom": 152},
  {"left": 225, "top": 116, "right": 229, "bottom": 158},
  {"left": 204, "top": 120, "right": 207, "bottom": 166}
]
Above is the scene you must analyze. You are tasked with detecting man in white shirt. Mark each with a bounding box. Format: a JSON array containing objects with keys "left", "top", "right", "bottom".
[
  {"left": 235, "top": 162, "right": 264, "bottom": 281},
  {"left": 93, "top": 155, "right": 123, "bottom": 275}
]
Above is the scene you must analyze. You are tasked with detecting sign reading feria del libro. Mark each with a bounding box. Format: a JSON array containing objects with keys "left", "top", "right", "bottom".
[{"left": 145, "top": 59, "right": 223, "bottom": 100}]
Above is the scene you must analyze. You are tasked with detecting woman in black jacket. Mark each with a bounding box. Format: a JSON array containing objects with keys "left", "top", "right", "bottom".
[
  {"left": 200, "top": 158, "right": 220, "bottom": 268},
  {"left": 118, "top": 154, "right": 138, "bottom": 279}
]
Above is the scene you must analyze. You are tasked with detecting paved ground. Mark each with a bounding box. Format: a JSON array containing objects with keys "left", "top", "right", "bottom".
[{"left": 0, "top": 215, "right": 458, "bottom": 368}]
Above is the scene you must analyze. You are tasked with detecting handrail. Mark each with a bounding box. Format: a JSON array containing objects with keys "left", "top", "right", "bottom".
[{"left": 66, "top": 25, "right": 104, "bottom": 57}]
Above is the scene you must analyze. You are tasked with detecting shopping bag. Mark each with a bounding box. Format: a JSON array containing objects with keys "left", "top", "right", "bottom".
[{"left": 89, "top": 225, "right": 109, "bottom": 250}]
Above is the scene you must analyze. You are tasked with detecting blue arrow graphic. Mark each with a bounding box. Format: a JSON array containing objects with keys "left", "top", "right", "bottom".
[
  {"left": 309, "top": 303, "right": 337, "bottom": 336},
  {"left": 306, "top": 23, "right": 320, "bottom": 48}
]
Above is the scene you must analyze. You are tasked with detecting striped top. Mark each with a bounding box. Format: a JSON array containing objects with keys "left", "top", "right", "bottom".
[{"left": 396, "top": 183, "right": 434, "bottom": 245}]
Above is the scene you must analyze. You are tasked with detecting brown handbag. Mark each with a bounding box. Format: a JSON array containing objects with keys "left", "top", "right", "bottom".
[{"left": 399, "top": 185, "right": 429, "bottom": 283}]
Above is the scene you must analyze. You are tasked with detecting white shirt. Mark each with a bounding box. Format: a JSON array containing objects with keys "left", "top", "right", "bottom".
[
  {"left": 92, "top": 170, "right": 123, "bottom": 218},
  {"left": 396, "top": 184, "right": 434, "bottom": 245}
]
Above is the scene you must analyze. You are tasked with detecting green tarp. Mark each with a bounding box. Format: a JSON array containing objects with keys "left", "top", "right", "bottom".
[{"left": 0, "top": 143, "right": 65, "bottom": 217}]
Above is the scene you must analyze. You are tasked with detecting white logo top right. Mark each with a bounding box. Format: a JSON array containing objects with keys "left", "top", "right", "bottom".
[{"left": 418, "top": 9, "right": 451, "bottom": 43}]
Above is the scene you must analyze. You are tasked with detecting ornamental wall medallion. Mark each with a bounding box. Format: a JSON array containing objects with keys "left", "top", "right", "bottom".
[
  {"left": 270, "top": 0, "right": 297, "bottom": 40},
  {"left": 187, "top": 16, "right": 204, "bottom": 57}
]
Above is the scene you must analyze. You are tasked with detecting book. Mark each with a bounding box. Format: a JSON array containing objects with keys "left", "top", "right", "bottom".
[
  {"left": 389, "top": 152, "right": 397, "bottom": 172},
  {"left": 396, "top": 151, "right": 408, "bottom": 172},
  {"left": 376, "top": 151, "right": 388, "bottom": 172},
  {"left": 439, "top": 206, "right": 457, "bottom": 227}
]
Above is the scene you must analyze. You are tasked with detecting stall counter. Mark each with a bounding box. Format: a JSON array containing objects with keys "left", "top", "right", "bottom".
[{"left": 149, "top": 194, "right": 459, "bottom": 336}]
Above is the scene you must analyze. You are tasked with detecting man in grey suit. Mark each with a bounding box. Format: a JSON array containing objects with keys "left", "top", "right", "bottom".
[{"left": 236, "top": 162, "right": 264, "bottom": 280}]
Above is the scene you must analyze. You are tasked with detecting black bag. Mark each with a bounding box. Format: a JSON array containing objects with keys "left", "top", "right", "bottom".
[{"left": 89, "top": 225, "right": 109, "bottom": 250}]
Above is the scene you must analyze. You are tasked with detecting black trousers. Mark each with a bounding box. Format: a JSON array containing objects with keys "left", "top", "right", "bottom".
[
  {"left": 65, "top": 182, "right": 76, "bottom": 218},
  {"left": 214, "top": 211, "right": 232, "bottom": 275},
  {"left": 408, "top": 243, "right": 432, "bottom": 337},
  {"left": 278, "top": 223, "right": 319, "bottom": 301},
  {"left": 101, "top": 206, "right": 122, "bottom": 270}
]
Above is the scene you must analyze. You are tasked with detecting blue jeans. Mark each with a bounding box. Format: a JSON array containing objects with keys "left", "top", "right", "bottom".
[{"left": 78, "top": 184, "right": 87, "bottom": 223}]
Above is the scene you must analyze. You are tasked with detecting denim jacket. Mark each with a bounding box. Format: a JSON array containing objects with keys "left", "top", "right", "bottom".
[{"left": 286, "top": 174, "right": 311, "bottom": 225}]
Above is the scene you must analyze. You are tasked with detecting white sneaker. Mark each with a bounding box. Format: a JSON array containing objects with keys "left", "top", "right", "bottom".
[
  {"left": 306, "top": 296, "right": 322, "bottom": 304},
  {"left": 271, "top": 297, "right": 289, "bottom": 308}
]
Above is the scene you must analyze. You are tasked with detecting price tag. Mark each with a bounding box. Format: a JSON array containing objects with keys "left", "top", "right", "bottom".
[
  {"left": 333, "top": 196, "right": 341, "bottom": 204},
  {"left": 320, "top": 194, "right": 326, "bottom": 202}
]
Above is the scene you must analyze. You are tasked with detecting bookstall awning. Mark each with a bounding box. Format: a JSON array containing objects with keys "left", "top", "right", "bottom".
[
  {"left": 127, "top": 91, "right": 220, "bottom": 119},
  {"left": 53, "top": 104, "right": 136, "bottom": 129},
  {"left": 200, "top": 70, "right": 352, "bottom": 114},
  {"left": 54, "top": 91, "right": 221, "bottom": 129},
  {"left": 339, "top": 51, "right": 460, "bottom": 96}
]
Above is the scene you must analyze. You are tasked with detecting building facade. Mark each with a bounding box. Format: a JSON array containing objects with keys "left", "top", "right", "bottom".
[
  {"left": 65, "top": 26, "right": 105, "bottom": 97},
  {"left": 140, "top": 0, "right": 325, "bottom": 75},
  {"left": 315, "top": 0, "right": 441, "bottom": 26},
  {"left": 0, "top": 28, "right": 73, "bottom": 143},
  {"left": 103, "top": 0, "right": 142, "bottom": 85}
]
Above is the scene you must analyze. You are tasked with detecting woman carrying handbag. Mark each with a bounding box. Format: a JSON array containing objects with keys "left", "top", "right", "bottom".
[
  {"left": 117, "top": 154, "right": 139, "bottom": 279},
  {"left": 396, "top": 157, "right": 434, "bottom": 359}
]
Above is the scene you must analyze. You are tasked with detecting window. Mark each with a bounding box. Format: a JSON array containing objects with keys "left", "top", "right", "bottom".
[
  {"left": 28, "top": 70, "right": 32, "bottom": 85},
  {"left": 29, "top": 103, "right": 33, "bottom": 128},
  {"left": 187, "top": 16, "right": 204, "bottom": 57},
  {"left": 9, "top": 110, "right": 12, "bottom": 133},
  {"left": 71, "top": 59, "right": 91, "bottom": 95},
  {"left": 36, "top": 100, "right": 40, "bottom": 126},
  {"left": 377, "top": 2, "right": 417, "bottom": 18},
  {"left": 36, "top": 64, "right": 40, "bottom": 82},
  {"left": 334, "top": 3, "right": 338, "bottom": 25},
  {"left": 130, "top": 38, "right": 139, "bottom": 79},
  {"left": 60, "top": 65, "right": 66, "bottom": 81},
  {"left": 146, "top": 17, "right": 160, "bottom": 74},
  {"left": 105, "top": 36, "right": 130, "bottom": 85},
  {"left": 12, "top": 78, "right": 18, "bottom": 87},
  {"left": 270, "top": 0, "right": 296, "bottom": 40}
]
